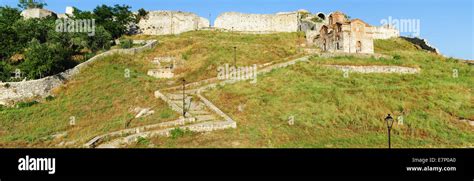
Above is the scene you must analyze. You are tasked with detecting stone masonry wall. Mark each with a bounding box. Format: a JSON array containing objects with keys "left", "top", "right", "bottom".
[
  {"left": 372, "top": 25, "right": 400, "bottom": 40},
  {"left": 0, "top": 40, "right": 158, "bottom": 106},
  {"left": 138, "top": 11, "right": 209, "bottom": 35},
  {"left": 214, "top": 12, "right": 299, "bottom": 33}
]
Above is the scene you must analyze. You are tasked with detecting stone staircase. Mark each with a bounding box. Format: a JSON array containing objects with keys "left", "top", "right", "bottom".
[
  {"left": 85, "top": 55, "right": 314, "bottom": 148},
  {"left": 86, "top": 86, "right": 236, "bottom": 148}
]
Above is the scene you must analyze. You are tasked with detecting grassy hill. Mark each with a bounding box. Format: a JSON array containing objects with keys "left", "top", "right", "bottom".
[
  {"left": 0, "top": 31, "right": 472, "bottom": 148},
  {"left": 0, "top": 31, "right": 306, "bottom": 147},
  {"left": 147, "top": 37, "right": 473, "bottom": 148}
]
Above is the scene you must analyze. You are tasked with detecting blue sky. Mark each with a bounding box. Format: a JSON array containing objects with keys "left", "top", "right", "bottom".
[{"left": 1, "top": 0, "right": 473, "bottom": 60}]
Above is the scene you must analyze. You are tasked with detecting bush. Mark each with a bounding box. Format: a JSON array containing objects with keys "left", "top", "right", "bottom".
[
  {"left": 119, "top": 38, "right": 133, "bottom": 49},
  {"left": 16, "top": 100, "right": 38, "bottom": 108},
  {"left": 20, "top": 39, "right": 74, "bottom": 79},
  {"left": 170, "top": 128, "right": 190, "bottom": 139},
  {"left": 45, "top": 95, "right": 55, "bottom": 101},
  {"left": 393, "top": 54, "right": 402, "bottom": 60},
  {"left": 0, "top": 61, "right": 12, "bottom": 82},
  {"left": 136, "top": 136, "right": 150, "bottom": 146}
]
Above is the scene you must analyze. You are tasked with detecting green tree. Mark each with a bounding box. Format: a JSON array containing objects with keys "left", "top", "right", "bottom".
[
  {"left": 18, "top": 0, "right": 47, "bottom": 9},
  {"left": 12, "top": 17, "right": 55, "bottom": 45},
  {"left": 87, "top": 26, "right": 112, "bottom": 50},
  {"left": 93, "top": 4, "right": 136, "bottom": 39},
  {"left": 0, "top": 6, "right": 22, "bottom": 60},
  {"left": 21, "top": 39, "right": 73, "bottom": 79},
  {"left": 136, "top": 8, "right": 148, "bottom": 22},
  {"left": 0, "top": 61, "right": 12, "bottom": 81}
]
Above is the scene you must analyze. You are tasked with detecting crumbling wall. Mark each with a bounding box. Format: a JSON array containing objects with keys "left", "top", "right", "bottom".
[
  {"left": 21, "top": 8, "right": 56, "bottom": 19},
  {"left": 138, "top": 11, "right": 209, "bottom": 35},
  {"left": 372, "top": 25, "right": 400, "bottom": 39},
  {"left": 214, "top": 12, "right": 299, "bottom": 33}
]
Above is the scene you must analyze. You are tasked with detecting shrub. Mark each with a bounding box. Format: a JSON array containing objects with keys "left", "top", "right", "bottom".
[
  {"left": 45, "top": 95, "right": 55, "bottom": 101},
  {"left": 170, "top": 128, "right": 190, "bottom": 139},
  {"left": 0, "top": 61, "right": 12, "bottom": 82},
  {"left": 16, "top": 100, "right": 38, "bottom": 108},
  {"left": 21, "top": 39, "right": 74, "bottom": 79},
  {"left": 136, "top": 136, "right": 150, "bottom": 146},
  {"left": 393, "top": 54, "right": 402, "bottom": 60}
]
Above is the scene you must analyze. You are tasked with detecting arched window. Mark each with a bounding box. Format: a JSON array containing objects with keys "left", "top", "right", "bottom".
[
  {"left": 356, "top": 41, "right": 362, "bottom": 53},
  {"left": 323, "top": 39, "right": 327, "bottom": 51}
]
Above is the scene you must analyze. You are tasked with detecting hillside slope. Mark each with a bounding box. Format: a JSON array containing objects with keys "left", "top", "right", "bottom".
[
  {"left": 0, "top": 31, "right": 306, "bottom": 147},
  {"left": 0, "top": 32, "right": 471, "bottom": 148},
  {"left": 145, "top": 38, "right": 473, "bottom": 148}
]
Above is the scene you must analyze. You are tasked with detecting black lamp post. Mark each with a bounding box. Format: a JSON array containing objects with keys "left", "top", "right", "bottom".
[
  {"left": 182, "top": 78, "right": 186, "bottom": 118},
  {"left": 233, "top": 46, "right": 237, "bottom": 67},
  {"left": 384, "top": 114, "right": 395, "bottom": 149}
]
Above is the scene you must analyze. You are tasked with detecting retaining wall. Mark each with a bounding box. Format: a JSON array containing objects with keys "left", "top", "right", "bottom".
[{"left": 0, "top": 40, "right": 158, "bottom": 106}]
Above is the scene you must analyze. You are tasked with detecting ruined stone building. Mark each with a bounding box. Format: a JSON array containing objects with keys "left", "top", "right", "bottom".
[
  {"left": 214, "top": 11, "right": 301, "bottom": 33},
  {"left": 21, "top": 8, "right": 56, "bottom": 19},
  {"left": 372, "top": 24, "right": 400, "bottom": 39},
  {"left": 316, "top": 11, "right": 374, "bottom": 54},
  {"left": 138, "top": 11, "right": 209, "bottom": 35}
]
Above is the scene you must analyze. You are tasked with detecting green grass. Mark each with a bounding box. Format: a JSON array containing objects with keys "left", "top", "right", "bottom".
[
  {"left": 0, "top": 52, "right": 179, "bottom": 147},
  {"left": 134, "top": 31, "right": 307, "bottom": 84},
  {"left": 0, "top": 31, "right": 305, "bottom": 147},
  {"left": 146, "top": 38, "right": 473, "bottom": 148},
  {"left": 1, "top": 32, "right": 471, "bottom": 148}
]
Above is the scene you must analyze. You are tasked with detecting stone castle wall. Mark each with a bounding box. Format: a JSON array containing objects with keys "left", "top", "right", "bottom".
[
  {"left": 372, "top": 26, "right": 400, "bottom": 40},
  {"left": 21, "top": 8, "right": 56, "bottom": 19},
  {"left": 0, "top": 40, "right": 158, "bottom": 106},
  {"left": 138, "top": 11, "right": 209, "bottom": 35},
  {"left": 214, "top": 12, "right": 299, "bottom": 33}
]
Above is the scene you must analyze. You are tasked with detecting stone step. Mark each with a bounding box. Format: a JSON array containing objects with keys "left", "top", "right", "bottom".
[
  {"left": 166, "top": 93, "right": 190, "bottom": 100},
  {"left": 195, "top": 115, "right": 218, "bottom": 121},
  {"left": 96, "top": 120, "right": 235, "bottom": 148},
  {"left": 188, "top": 110, "right": 211, "bottom": 115},
  {"left": 171, "top": 100, "right": 204, "bottom": 111},
  {"left": 172, "top": 100, "right": 184, "bottom": 107},
  {"left": 188, "top": 102, "right": 205, "bottom": 111}
]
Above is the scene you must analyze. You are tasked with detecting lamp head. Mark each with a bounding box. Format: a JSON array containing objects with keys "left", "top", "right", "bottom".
[{"left": 384, "top": 114, "right": 394, "bottom": 129}]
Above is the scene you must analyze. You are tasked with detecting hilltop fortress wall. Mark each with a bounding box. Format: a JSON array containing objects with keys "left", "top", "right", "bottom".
[
  {"left": 214, "top": 12, "right": 300, "bottom": 33},
  {"left": 372, "top": 25, "right": 400, "bottom": 40},
  {"left": 138, "top": 11, "right": 210, "bottom": 35}
]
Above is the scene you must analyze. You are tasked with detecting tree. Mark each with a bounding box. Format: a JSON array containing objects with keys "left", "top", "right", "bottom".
[
  {"left": 0, "top": 61, "right": 12, "bottom": 81},
  {"left": 93, "top": 4, "right": 136, "bottom": 39},
  {"left": 18, "top": 0, "right": 46, "bottom": 10},
  {"left": 87, "top": 26, "right": 112, "bottom": 50},
  {"left": 136, "top": 8, "right": 148, "bottom": 22},
  {"left": 21, "top": 39, "right": 73, "bottom": 79},
  {"left": 0, "top": 6, "right": 22, "bottom": 60}
]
